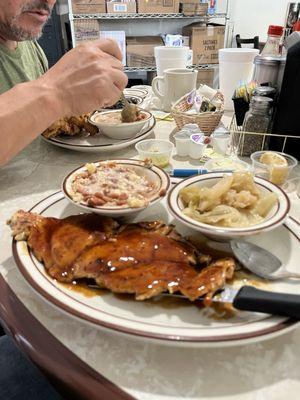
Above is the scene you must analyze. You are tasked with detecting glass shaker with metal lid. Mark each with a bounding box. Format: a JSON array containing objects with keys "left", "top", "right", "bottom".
[
  {"left": 253, "top": 86, "right": 276, "bottom": 100},
  {"left": 252, "top": 56, "right": 285, "bottom": 87},
  {"left": 241, "top": 96, "right": 273, "bottom": 155}
]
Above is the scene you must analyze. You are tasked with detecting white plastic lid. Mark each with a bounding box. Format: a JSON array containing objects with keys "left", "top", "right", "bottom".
[
  {"left": 219, "top": 48, "right": 259, "bottom": 62},
  {"left": 183, "top": 123, "right": 201, "bottom": 131},
  {"left": 154, "top": 46, "right": 188, "bottom": 58}
]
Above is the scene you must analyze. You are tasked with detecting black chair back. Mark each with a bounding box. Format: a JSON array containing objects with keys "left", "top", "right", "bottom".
[{"left": 236, "top": 34, "right": 259, "bottom": 49}]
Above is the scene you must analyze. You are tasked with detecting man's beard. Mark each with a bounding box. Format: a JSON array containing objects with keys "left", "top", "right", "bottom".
[{"left": 0, "top": 1, "right": 52, "bottom": 41}]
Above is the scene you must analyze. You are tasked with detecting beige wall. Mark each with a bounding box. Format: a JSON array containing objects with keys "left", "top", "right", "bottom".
[{"left": 227, "top": 0, "right": 295, "bottom": 43}]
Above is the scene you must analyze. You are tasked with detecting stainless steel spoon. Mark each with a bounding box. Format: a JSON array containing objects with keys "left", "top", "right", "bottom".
[
  {"left": 120, "top": 92, "right": 139, "bottom": 123},
  {"left": 230, "top": 240, "right": 300, "bottom": 280}
]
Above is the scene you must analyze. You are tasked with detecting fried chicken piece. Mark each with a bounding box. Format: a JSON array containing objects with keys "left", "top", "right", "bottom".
[
  {"left": 42, "top": 113, "right": 98, "bottom": 138},
  {"left": 8, "top": 211, "right": 236, "bottom": 303}
]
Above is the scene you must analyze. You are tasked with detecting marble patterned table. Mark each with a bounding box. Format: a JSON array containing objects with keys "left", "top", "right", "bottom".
[{"left": 1, "top": 119, "right": 300, "bottom": 400}]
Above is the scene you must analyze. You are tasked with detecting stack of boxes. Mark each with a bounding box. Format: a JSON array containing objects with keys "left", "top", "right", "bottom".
[
  {"left": 71, "top": 0, "right": 180, "bottom": 15},
  {"left": 71, "top": 0, "right": 225, "bottom": 78}
]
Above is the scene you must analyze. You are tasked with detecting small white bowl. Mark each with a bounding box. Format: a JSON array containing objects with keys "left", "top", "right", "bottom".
[
  {"left": 167, "top": 172, "right": 290, "bottom": 241},
  {"left": 135, "top": 139, "right": 174, "bottom": 168},
  {"left": 62, "top": 159, "right": 170, "bottom": 217},
  {"left": 89, "top": 110, "right": 152, "bottom": 140}
]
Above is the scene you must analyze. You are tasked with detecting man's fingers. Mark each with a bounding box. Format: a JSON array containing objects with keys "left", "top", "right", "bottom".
[
  {"left": 93, "top": 38, "right": 123, "bottom": 61},
  {"left": 109, "top": 57, "right": 124, "bottom": 71},
  {"left": 109, "top": 69, "right": 128, "bottom": 91},
  {"left": 99, "top": 83, "right": 123, "bottom": 107}
]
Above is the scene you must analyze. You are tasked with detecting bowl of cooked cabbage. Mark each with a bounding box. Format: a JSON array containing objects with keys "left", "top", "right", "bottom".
[{"left": 167, "top": 172, "right": 290, "bottom": 241}]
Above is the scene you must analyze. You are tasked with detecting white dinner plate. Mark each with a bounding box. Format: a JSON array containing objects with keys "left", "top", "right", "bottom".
[
  {"left": 12, "top": 188, "right": 300, "bottom": 347},
  {"left": 41, "top": 116, "right": 156, "bottom": 153}
]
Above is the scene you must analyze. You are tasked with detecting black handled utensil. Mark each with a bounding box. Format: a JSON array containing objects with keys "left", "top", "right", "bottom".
[
  {"left": 162, "top": 286, "right": 300, "bottom": 319},
  {"left": 213, "top": 286, "right": 300, "bottom": 319}
]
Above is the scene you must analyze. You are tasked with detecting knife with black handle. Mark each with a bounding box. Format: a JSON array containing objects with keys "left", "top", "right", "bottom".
[
  {"left": 232, "top": 286, "right": 300, "bottom": 319},
  {"left": 161, "top": 286, "right": 300, "bottom": 319}
]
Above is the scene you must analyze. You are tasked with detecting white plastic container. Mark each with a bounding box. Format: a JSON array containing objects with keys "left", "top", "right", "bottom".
[
  {"left": 212, "top": 134, "right": 230, "bottom": 155},
  {"left": 189, "top": 134, "right": 206, "bottom": 159},
  {"left": 219, "top": 48, "right": 259, "bottom": 111},
  {"left": 174, "top": 131, "right": 190, "bottom": 156},
  {"left": 154, "top": 46, "right": 189, "bottom": 77},
  {"left": 250, "top": 151, "right": 298, "bottom": 186},
  {"left": 135, "top": 139, "right": 174, "bottom": 168}
]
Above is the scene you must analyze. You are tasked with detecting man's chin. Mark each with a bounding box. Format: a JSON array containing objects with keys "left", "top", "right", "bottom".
[{"left": 13, "top": 26, "right": 44, "bottom": 41}]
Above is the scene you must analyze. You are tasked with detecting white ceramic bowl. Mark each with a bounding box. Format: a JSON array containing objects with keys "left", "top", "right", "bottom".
[
  {"left": 62, "top": 159, "right": 170, "bottom": 217},
  {"left": 124, "top": 88, "right": 149, "bottom": 98},
  {"left": 89, "top": 109, "right": 153, "bottom": 140},
  {"left": 167, "top": 172, "right": 290, "bottom": 241}
]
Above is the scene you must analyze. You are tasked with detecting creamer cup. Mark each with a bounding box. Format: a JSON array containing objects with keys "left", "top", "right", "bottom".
[
  {"left": 189, "top": 134, "right": 206, "bottom": 159},
  {"left": 174, "top": 130, "right": 190, "bottom": 156}
]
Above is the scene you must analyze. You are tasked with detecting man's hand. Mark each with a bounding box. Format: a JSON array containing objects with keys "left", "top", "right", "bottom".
[{"left": 40, "top": 39, "right": 128, "bottom": 116}]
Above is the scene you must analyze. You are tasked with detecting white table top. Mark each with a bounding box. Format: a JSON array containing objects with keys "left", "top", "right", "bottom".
[{"left": 1, "top": 118, "right": 300, "bottom": 400}]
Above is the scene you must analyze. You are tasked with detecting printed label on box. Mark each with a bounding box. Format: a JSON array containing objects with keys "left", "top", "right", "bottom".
[{"left": 114, "top": 3, "right": 127, "bottom": 12}]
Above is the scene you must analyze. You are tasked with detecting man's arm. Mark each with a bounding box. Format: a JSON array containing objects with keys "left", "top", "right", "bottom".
[
  {"left": 0, "top": 80, "right": 61, "bottom": 165},
  {"left": 0, "top": 39, "right": 128, "bottom": 166}
]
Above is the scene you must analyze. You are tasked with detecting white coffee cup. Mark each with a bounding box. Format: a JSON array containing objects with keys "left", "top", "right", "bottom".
[{"left": 151, "top": 68, "right": 197, "bottom": 112}]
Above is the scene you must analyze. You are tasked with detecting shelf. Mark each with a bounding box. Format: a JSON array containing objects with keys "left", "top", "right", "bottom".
[
  {"left": 124, "top": 64, "right": 218, "bottom": 72},
  {"left": 72, "top": 13, "right": 227, "bottom": 20}
]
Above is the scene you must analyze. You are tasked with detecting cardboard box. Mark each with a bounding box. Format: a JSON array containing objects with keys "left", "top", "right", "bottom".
[
  {"left": 106, "top": 1, "right": 137, "bottom": 13},
  {"left": 72, "top": 0, "right": 106, "bottom": 14},
  {"left": 182, "top": 24, "right": 225, "bottom": 64},
  {"left": 74, "top": 20, "right": 100, "bottom": 43},
  {"left": 126, "top": 36, "right": 163, "bottom": 67},
  {"left": 195, "top": 68, "right": 214, "bottom": 88},
  {"left": 181, "top": 3, "right": 208, "bottom": 16},
  {"left": 137, "top": 0, "right": 179, "bottom": 14},
  {"left": 100, "top": 31, "right": 126, "bottom": 65}
]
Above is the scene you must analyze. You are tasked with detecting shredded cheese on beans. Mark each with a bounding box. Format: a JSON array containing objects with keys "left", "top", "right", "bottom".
[{"left": 71, "top": 162, "right": 154, "bottom": 208}]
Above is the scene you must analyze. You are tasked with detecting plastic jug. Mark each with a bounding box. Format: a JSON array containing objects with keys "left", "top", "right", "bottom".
[{"left": 219, "top": 48, "right": 259, "bottom": 110}]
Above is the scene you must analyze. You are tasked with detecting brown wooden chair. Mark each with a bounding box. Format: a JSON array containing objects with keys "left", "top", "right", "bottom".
[{"left": 236, "top": 34, "right": 259, "bottom": 49}]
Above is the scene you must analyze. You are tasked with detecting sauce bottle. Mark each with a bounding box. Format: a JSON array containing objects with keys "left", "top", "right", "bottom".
[{"left": 261, "top": 25, "right": 284, "bottom": 57}]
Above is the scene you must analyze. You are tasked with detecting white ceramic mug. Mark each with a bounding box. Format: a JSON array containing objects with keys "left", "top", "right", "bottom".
[{"left": 151, "top": 68, "right": 197, "bottom": 112}]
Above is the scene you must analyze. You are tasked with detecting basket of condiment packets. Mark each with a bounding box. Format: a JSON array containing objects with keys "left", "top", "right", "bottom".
[{"left": 171, "top": 86, "right": 224, "bottom": 135}]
